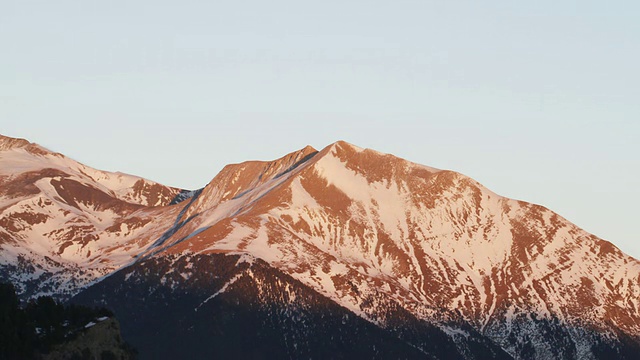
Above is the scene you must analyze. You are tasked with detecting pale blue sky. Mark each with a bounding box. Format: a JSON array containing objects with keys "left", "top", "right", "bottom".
[{"left": 2, "top": 1, "right": 639, "bottom": 259}]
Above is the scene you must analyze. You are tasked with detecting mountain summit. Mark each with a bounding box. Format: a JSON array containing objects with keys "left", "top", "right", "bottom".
[{"left": 1, "top": 134, "right": 639, "bottom": 359}]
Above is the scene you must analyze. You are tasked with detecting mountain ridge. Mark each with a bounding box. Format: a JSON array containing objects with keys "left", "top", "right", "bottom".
[{"left": 1, "top": 133, "right": 639, "bottom": 359}]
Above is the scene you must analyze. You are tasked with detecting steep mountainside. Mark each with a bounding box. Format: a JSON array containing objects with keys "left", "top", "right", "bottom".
[
  {"left": 74, "top": 253, "right": 512, "bottom": 360},
  {"left": 0, "top": 135, "right": 191, "bottom": 300},
  {"left": 2, "top": 134, "right": 639, "bottom": 359}
]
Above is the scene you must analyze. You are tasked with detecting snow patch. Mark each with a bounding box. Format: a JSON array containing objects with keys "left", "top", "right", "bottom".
[{"left": 195, "top": 272, "right": 244, "bottom": 311}]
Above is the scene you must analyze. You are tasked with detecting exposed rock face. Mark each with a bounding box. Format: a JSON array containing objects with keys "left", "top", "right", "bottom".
[{"left": 2, "top": 134, "right": 639, "bottom": 359}]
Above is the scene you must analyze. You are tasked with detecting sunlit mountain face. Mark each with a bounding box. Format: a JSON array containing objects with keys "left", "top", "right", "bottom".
[{"left": 2, "top": 134, "right": 639, "bottom": 359}]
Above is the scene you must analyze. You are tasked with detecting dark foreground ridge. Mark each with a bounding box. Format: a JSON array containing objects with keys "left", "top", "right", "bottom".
[{"left": 72, "top": 253, "right": 512, "bottom": 360}]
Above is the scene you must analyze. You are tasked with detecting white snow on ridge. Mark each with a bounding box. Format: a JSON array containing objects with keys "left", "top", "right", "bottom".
[{"left": 0, "top": 146, "right": 178, "bottom": 207}]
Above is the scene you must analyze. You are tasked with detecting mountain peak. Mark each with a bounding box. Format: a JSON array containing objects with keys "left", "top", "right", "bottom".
[
  {"left": 326, "top": 140, "right": 364, "bottom": 153},
  {"left": 0, "top": 134, "right": 32, "bottom": 151},
  {"left": 299, "top": 144, "right": 318, "bottom": 155},
  {"left": 0, "top": 134, "right": 54, "bottom": 157},
  {"left": 180, "top": 144, "right": 320, "bottom": 218}
]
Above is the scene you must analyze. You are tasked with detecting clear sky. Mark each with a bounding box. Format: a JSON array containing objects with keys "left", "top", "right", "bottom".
[{"left": 2, "top": 1, "right": 639, "bottom": 259}]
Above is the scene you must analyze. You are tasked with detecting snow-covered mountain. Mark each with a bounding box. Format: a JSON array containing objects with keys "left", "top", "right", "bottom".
[
  {"left": 0, "top": 134, "right": 191, "bottom": 299},
  {"left": 2, "top": 134, "right": 639, "bottom": 359}
]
